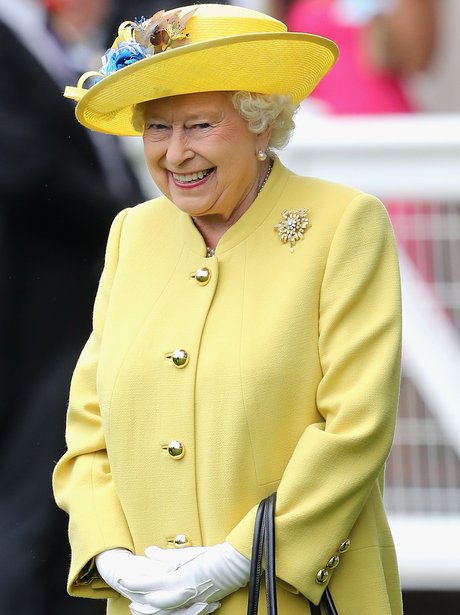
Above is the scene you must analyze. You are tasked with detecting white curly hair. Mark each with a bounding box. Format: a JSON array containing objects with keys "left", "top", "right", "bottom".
[{"left": 232, "top": 91, "right": 299, "bottom": 150}]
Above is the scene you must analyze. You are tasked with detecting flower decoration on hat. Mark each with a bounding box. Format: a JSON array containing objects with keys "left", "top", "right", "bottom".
[
  {"left": 274, "top": 208, "right": 310, "bottom": 253},
  {"left": 101, "top": 40, "right": 149, "bottom": 75},
  {"left": 101, "top": 7, "right": 197, "bottom": 77}
]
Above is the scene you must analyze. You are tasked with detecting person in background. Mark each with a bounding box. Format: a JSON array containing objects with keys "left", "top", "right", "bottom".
[
  {"left": 278, "top": 0, "right": 437, "bottom": 114},
  {"left": 53, "top": 4, "right": 402, "bottom": 615},
  {"left": 0, "top": 1, "right": 144, "bottom": 614}
]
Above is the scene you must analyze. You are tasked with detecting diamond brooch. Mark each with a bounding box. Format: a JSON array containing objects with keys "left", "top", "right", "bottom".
[{"left": 274, "top": 208, "right": 310, "bottom": 253}]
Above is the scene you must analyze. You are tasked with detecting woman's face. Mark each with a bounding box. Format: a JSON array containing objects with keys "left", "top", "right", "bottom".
[{"left": 142, "top": 92, "right": 270, "bottom": 222}]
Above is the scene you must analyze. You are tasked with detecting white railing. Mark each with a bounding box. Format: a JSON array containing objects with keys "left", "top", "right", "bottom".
[{"left": 280, "top": 111, "right": 460, "bottom": 200}]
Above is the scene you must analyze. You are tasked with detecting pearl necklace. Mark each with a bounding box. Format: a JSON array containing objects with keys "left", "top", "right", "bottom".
[
  {"left": 206, "top": 159, "right": 273, "bottom": 258},
  {"left": 257, "top": 157, "right": 274, "bottom": 196}
]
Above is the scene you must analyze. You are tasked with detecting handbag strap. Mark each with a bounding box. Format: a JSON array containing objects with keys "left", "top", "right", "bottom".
[
  {"left": 264, "top": 493, "right": 278, "bottom": 615},
  {"left": 247, "top": 496, "right": 268, "bottom": 615},
  {"left": 320, "top": 588, "right": 339, "bottom": 615},
  {"left": 249, "top": 492, "right": 340, "bottom": 615}
]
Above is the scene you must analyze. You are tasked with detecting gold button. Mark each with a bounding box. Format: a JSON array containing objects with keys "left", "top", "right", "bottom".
[
  {"left": 166, "top": 349, "right": 189, "bottom": 368},
  {"left": 192, "top": 267, "right": 211, "bottom": 285},
  {"left": 316, "top": 569, "right": 329, "bottom": 584},
  {"left": 327, "top": 555, "right": 340, "bottom": 569},
  {"left": 167, "top": 440, "right": 185, "bottom": 459},
  {"left": 174, "top": 534, "right": 191, "bottom": 548},
  {"left": 339, "top": 539, "right": 351, "bottom": 553}
]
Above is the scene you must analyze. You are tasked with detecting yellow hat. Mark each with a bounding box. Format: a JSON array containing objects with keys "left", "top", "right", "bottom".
[{"left": 65, "top": 3, "right": 338, "bottom": 136}]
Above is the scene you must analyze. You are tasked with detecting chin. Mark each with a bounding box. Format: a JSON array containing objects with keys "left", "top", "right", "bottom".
[{"left": 170, "top": 198, "right": 206, "bottom": 217}]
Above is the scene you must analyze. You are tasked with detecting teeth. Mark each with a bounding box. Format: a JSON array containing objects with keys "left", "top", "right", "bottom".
[{"left": 173, "top": 169, "right": 211, "bottom": 183}]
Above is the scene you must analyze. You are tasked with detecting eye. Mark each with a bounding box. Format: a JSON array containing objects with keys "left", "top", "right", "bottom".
[
  {"left": 143, "top": 122, "right": 170, "bottom": 140},
  {"left": 187, "top": 122, "right": 212, "bottom": 131},
  {"left": 146, "top": 122, "right": 168, "bottom": 130}
]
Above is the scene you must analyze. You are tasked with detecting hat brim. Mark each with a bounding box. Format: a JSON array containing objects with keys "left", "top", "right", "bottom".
[{"left": 75, "top": 32, "right": 338, "bottom": 136}]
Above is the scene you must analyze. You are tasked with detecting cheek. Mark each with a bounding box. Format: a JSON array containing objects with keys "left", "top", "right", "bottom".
[
  {"left": 143, "top": 143, "right": 168, "bottom": 188},
  {"left": 222, "top": 147, "right": 258, "bottom": 182},
  {"left": 143, "top": 140, "right": 162, "bottom": 169}
]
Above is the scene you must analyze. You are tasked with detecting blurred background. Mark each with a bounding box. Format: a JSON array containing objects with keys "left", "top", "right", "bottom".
[{"left": 1, "top": 1, "right": 459, "bottom": 614}]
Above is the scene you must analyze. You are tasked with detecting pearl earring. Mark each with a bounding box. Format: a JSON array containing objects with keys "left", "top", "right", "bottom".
[{"left": 256, "top": 149, "right": 267, "bottom": 161}]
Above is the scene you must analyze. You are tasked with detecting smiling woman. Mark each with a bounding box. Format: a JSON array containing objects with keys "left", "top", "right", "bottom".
[{"left": 53, "top": 5, "right": 403, "bottom": 615}]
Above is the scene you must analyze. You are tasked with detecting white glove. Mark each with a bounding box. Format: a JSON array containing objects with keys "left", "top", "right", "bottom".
[
  {"left": 95, "top": 548, "right": 172, "bottom": 603},
  {"left": 129, "top": 600, "right": 221, "bottom": 615},
  {"left": 118, "top": 542, "right": 251, "bottom": 609},
  {"left": 95, "top": 547, "right": 221, "bottom": 615}
]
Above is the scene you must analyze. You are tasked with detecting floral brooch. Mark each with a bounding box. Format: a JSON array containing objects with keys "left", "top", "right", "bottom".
[{"left": 274, "top": 209, "right": 310, "bottom": 253}]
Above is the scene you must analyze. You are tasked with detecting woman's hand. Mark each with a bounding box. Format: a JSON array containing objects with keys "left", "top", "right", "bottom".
[
  {"left": 96, "top": 548, "right": 221, "bottom": 614},
  {"left": 118, "top": 542, "right": 250, "bottom": 610},
  {"left": 95, "top": 548, "right": 172, "bottom": 603}
]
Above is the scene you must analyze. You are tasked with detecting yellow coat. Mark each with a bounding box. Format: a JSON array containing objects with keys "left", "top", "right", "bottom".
[{"left": 53, "top": 160, "right": 403, "bottom": 615}]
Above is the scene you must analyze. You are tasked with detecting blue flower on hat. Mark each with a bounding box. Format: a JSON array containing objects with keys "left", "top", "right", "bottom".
[{"left": 101, "top": 41, "right": 149, "bottom": 76}]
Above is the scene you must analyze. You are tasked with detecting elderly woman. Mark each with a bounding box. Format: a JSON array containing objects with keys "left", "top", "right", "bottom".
[{"left": 52, "top": 4, "right": 403, "bottom": 615}]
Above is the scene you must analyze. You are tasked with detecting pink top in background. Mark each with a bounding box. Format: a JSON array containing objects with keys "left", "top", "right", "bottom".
[{"left": 286, "top": 0, "right": 415, "bottom": 114}]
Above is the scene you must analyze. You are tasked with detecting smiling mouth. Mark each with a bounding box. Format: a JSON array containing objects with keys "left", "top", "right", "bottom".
[{"left": 172, "top": 168, "right": 215, "bottom": 185}]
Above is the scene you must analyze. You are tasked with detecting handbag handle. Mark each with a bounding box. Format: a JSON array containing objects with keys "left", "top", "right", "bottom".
[
  {"left": 247, "top": 493, "right": 340, "bottom": 615},
  {"left": 247, "top": 496, "right": 267, "bottom": 615}
]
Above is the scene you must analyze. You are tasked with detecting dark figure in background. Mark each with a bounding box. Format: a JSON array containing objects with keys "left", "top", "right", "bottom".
[{"left": 0, "top": 1, "right": 144, "bottom": 613}]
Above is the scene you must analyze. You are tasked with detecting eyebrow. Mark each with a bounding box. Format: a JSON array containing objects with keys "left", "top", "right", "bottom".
[{"left": 144, "top": 107, "right": 222, "bottom": 122}]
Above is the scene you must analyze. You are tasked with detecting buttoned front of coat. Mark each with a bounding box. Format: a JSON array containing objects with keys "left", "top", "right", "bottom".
[{"left": 53, "top": 160, "right": 403, "bottom": 615}]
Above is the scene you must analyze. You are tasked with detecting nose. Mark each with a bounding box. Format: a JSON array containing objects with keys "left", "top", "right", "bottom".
[{"left": 166, "top": 127, "right": 194, "bottom": 167}]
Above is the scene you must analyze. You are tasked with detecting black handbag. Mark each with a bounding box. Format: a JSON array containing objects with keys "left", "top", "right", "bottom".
[{"left": 247, "top": 493, "right": 339, "bottom": 615}]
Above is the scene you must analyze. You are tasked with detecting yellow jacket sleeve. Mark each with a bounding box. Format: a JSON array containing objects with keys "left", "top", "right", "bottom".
[
  {"left": 227, "top": 193, "right": 402, "bottom": 603},
  {"left": 52, "top": 208, "right": 134, "bottom": 597}
]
